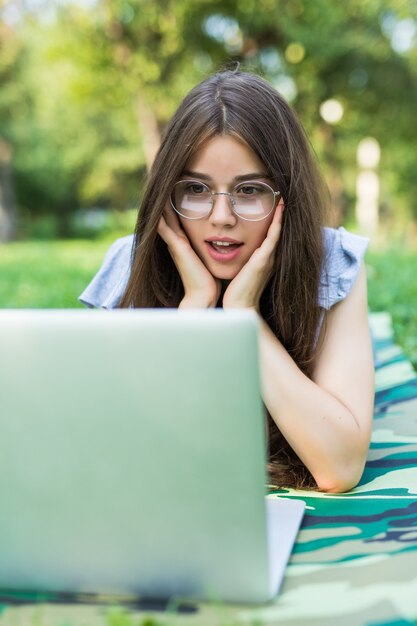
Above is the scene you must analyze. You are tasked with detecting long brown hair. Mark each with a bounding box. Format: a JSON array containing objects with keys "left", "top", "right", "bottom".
[{"left": 120, "top": 70, "right": 330, "bottom": 489}]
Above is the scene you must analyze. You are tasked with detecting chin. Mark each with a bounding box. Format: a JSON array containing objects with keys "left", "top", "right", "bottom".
[
  {"left": 198, "top": 252, "right": 243, "bottom": 281},
  {"left": 210, "top": 266, "right": 239, "bottom": 280}
]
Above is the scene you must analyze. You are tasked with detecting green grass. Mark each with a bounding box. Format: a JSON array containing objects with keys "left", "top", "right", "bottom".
[
  {"left": 0, "top": 239, "right": 111, "bottom": 308},
  {"left": 366, "top": 247, "right": 417, "bottom": 371},
  {"left": 0, "top": 238, "right": 416, "bottom": 370}
]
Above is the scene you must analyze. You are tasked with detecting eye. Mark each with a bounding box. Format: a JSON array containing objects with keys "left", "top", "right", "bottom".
[
  {"left": 184, "top": 182, "right": 208, "bottom": 195},
  {"left": 235, "top": 184, "right": 263, "bottom": 196}
]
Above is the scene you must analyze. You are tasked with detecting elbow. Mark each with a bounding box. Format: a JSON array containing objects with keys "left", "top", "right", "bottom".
[
  {"left": 314, "top": 455, "right": 367, "bottom": 494},
  {"left": 314, "top": 421, "right": 371, "bottom": 494},
  {"left": 316, "top": 474, "right": 360, "bottom": 494}
]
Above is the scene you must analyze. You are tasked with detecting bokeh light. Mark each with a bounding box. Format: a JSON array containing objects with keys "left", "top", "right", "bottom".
[{"left": 319, "top": 99, "right": 344, "bottom": 124}]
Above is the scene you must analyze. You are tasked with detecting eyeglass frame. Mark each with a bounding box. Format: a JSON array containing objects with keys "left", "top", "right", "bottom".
[{"left": 169, "top": 179, "right": 281, "bottom": 222}]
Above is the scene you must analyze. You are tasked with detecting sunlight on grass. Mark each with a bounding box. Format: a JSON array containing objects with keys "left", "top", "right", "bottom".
[{"left": 0, "top": 239, "right": 111, "bottom": 308}]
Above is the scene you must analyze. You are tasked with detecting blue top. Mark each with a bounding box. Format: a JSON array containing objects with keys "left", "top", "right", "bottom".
[{"left": 79, "top": 227, "right": 369, "bottom": 310}]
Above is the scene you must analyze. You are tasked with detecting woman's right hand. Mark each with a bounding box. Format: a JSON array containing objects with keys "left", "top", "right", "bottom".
[{"left": 157, "top": 210, "right": 221, "bottom": 308}]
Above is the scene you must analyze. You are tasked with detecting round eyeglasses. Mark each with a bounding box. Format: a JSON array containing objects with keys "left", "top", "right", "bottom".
[{"left": 170, "top": 180, "right": 281, "bottom": 222}]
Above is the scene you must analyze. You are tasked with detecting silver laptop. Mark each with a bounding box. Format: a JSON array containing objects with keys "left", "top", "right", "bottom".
[{"left": 0, "top": 308, "right": 304, "bottom": 604}]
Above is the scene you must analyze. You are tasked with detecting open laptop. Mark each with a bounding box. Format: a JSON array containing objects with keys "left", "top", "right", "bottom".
[{"left": 0, "top": 308, "right": 304, "bottom": 604}]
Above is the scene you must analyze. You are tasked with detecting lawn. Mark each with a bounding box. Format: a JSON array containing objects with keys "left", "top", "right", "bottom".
[
  {"left": 366, "top": 247, "right": 417, "bottom": 371},
  {"left": 1, "top": 237, "right": 416, "bottom": 370},
  {"left": 0, "top": 238, "right": 111, "bottom": 308}
]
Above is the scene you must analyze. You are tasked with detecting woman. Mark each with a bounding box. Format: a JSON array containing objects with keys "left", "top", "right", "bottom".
[{"left": 80, "top": 70, "right": 375, "bottom": 493}]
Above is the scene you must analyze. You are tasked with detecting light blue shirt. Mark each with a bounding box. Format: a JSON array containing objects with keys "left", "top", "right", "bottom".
[{"left": 79, "top": 227, "right": 369, "bottom": 311}]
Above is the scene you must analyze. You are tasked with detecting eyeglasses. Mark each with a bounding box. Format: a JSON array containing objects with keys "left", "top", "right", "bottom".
[{"left": 170, "top": 180, "right": 281, "bottom": 222}]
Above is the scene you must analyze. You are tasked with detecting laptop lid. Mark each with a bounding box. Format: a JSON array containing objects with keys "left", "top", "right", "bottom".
[{"left": 0, "top": 308, "right": 302, "bottom": 603}]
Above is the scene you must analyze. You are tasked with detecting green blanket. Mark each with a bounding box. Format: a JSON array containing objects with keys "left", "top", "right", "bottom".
[{"left": 1, "top": 312, "right": 416, "bottom": 626}]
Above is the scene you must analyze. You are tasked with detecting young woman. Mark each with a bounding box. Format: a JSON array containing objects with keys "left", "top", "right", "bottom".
[{"left": 80, "top": 70, "right": 375, "bottom": 493}]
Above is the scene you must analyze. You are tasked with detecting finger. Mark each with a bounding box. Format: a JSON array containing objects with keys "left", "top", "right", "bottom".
[
  {"left": 271, "top": 201, "right": 284, "bottom": 227},
  {"left": 157, "top": 214, "right": 178, "bottom": 246},
  {"left": 158, "top": 211, "right": 187, "bottom": 248},
  {"left": 259, "top": 219, "right": 281, "bottom": 258},
  {"left": 157, "top": 215, "right": 169, "bottom": 241},
  {"left": 265, "top": 203, "right": 283, "bottom": 243},
  {"left": 158, "top": 215, "right": 184, "bottom": 252},
  {"left": 163, "top": 205, "right": 185, "bottom": 236}
]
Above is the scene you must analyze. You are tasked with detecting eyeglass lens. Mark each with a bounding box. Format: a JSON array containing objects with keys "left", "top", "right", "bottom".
[{"left": 171, "top": 181, "right": 275, "bottom": 221}]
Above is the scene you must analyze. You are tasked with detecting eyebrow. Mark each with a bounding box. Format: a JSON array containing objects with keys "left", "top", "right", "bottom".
[{"left": 181, "top": 170, "right": 272, "bottom": 182}]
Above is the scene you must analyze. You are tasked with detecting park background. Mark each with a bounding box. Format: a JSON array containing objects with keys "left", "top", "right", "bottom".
[{"left": 0, "top": 0, "right": 416, "bottom": 370}]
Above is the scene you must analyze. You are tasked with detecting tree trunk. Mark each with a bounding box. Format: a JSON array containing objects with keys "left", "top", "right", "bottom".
[
  {"left": 56, "top": 201, "right": 73, "bottom": 238},
  {"left": 0, "top": 137, "right": 17, "bottom": 241},
  {"left": 318, "top": 124, "right": 346, "bottom": 228},
  {"left": 135, "top": 95, "right": 161, "bottom": 172}
]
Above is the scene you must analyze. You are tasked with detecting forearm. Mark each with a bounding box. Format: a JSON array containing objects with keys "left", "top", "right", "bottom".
[{"left": 259, "top": 319, "right": 371, "bottom": 492}]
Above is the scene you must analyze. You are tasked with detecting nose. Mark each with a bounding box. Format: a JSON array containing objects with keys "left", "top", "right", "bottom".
[{"left": 209, "top": 192, "right": 237, "bottom": 227}]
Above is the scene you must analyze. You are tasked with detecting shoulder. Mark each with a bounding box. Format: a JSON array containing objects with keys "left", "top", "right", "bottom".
[
  {"left": 78, "top": 234, "right": 134, "bottom": 309},
  {"left": 319, "top": 226, "right": 369, "bottom": 310}
]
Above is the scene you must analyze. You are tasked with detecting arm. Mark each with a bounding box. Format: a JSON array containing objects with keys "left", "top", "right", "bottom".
[
  {"left": 258, "top": 263, "right": 374, "bottom": 492},
  {"left": 159, "top": 204, "right": 374, "bottom": 492}
]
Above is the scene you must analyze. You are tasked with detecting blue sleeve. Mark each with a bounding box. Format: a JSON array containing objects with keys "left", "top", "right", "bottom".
[
  {"left": 319, "top": 227, "right": 369, "bottom": 310},
  {"left": 78, "top": 234, "right": 134, "bottom": 309}
]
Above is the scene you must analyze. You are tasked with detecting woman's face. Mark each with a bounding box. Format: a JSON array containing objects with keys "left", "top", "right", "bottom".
[{"left": 173, "top": 135, "right": 284, "bottom": 281}]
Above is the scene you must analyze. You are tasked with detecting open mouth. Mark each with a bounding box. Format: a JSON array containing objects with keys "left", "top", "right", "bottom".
[{"left": 207, "top": 241, "right": 243, "bottom": 254}]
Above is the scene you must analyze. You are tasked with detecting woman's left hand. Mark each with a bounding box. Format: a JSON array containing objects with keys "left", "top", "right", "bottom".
[{"left": 222, "top": 206, "right": 283, "bottom": 311}]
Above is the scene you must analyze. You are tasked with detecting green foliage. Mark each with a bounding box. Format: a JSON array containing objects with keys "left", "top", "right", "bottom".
[
  {"left": 106, "top": 606, "right": 167, "bottom": 626},
  {"left": 367, "top": 246, "right": 417, "bottom": 370},
  {"left": 1, "top": 0, "right": 417, "bottom": 237},
  {"left": 104, "top": 605, "right": 261, "bottom": 626},
  {"left": 10, "top": 11, "right": 144, "bottom": 222}
]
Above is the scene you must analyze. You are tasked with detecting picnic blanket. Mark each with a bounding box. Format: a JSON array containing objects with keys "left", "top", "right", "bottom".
[{"left": 1, "top": 312, "right": 416, "bottom": 626}]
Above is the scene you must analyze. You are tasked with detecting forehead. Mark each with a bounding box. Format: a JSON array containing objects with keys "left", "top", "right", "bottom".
[{"left": 184, "top": 135, "right": 267, "bottom": 182}]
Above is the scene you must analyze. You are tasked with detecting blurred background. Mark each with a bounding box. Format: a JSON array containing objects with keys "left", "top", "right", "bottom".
[{"left": 0, "top": 0, "right": 416, "bottom": 367}]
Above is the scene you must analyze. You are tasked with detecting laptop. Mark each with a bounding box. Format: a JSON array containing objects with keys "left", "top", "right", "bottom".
[{"left": 0, "top": 308, "right": 304, "bottom": 604}]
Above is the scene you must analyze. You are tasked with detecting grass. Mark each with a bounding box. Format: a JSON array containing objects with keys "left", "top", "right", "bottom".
[
  {"left": 0, "top": 238, "right": 111, "bottom": 308},
  {"left": 366, "top": 246, "right": 417, "bottom": 371},
  {"left": 0, "top": 237, "right": 416, "bottom": 370}
]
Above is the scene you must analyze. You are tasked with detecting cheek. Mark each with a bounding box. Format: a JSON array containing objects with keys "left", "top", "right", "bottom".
[
  {"left": 247, "top": 202, "right": 283, "bottom": 250},
  {"left": 247, "top": 218, "right": 274, "bottom": 249}
]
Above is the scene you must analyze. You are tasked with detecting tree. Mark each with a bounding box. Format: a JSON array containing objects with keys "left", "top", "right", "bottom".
[
  {"left": 1, "top": 0, "right": 416, "bottom": 237},
  {"left": 0, "top": 9, "right": 21, "bottom": 240}
]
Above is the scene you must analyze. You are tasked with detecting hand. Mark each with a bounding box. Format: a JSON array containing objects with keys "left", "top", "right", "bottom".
[
  {"left": 222, "top": 204, "right": 283, "bottom": 311},
  {"left": 157, "top": 210, "right": 221, "bottom": 308}
]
